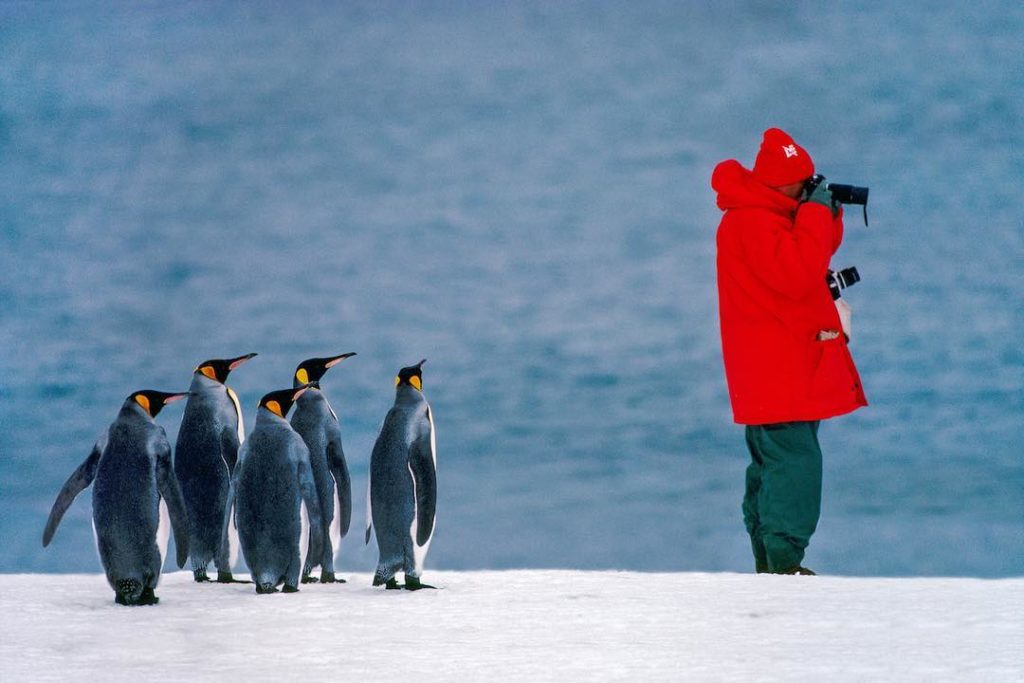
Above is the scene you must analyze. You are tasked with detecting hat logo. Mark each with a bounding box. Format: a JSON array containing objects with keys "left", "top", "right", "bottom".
[{"left": 782, "top": 144, "right": 799, "bottom": 158}]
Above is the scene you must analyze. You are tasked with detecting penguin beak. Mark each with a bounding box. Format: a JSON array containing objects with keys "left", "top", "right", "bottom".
[
  {"left": 228, "top": 353, "right": 258, "bottom": 370},
  {"left": 162, "top": 392, "right": 191, "bottom": 404},
  {"left": 415, "top": 358, "right": 427, "bottom": 369},
  {"left": 324, "top": 352, "right": 357, "bottom": 369}
]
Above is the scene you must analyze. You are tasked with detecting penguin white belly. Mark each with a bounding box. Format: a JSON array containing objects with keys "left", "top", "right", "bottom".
[
  {"left": 227, "top": 386, "right": 245, "bottom": 445},
  {"left": 299, "top": 501, "right": 310, "bottom": 566},
  {"left": 330, "top": 487, "right": 342, "bottom": 562},
  {"left": 428, "top": 405, "right": 437, "bottom": 469},
  {"left": 227, "top": 507, "right": 240, "bottom": 568},
  {"left": 226, "top": 387, "right": 244, "bottom": 570},
  {"left": 157, "top": 499, "right": 170, "bottom": 567}
]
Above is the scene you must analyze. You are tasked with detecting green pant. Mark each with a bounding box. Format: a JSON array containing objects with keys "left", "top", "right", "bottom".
[{"left": 743, "top": 421, "right": 822, "bottom": 573}]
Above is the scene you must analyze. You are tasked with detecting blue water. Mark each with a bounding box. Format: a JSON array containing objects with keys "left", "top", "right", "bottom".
[{"left": 1, "top": 2, "right": 1021, "bottom": 577}]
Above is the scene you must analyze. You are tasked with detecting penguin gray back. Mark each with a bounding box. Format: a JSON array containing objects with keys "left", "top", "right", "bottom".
[
  {"left": 232, "top": 386, "right": 323, "bottom": 593},
  {"left": 43, "top": 391, "right": 190, "bottom": 605},
  {"left": 289, "top": 353, "right": 356, "bottom": 583}
]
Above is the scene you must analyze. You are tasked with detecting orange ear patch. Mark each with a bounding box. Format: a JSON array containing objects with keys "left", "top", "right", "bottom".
[
  {"left": 266, "top": 400, "right": 283, "bottom": 417},
  {"left": 135, "top": 394, "right": 151, "bottom": 415},
  {"left": 410, "top": 376, "right": 422, "bottom": 391},
  {"left": 200, "top": 366, "right": 218, "bottom": 381},
  {"left": 296, "top": 368, "right": 309, "bottom": 385}
]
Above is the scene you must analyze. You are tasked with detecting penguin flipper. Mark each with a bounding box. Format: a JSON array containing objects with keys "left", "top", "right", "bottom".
[
  {"left": 155, "top": 436, "right": 190, "bottom": 568},
  {"left": 220, "top": 426, "right": 240, "bottom": 473},
  {"left": 409, "top": 430, "right": 437, "bottom": 548},
  {"left": 42, "top": 442, "right": 102, "bottom": 547},
  {"left": 327, "top": 438, "right": 352, "bottom": 539},
  {"left": 296, "top": 441, "right": 324, "bottom": 565},
  {"left": 220, "top": 468, "right": 239, "bottom": 567}
]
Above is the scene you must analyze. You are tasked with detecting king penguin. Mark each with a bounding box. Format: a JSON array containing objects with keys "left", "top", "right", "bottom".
[
  {"left": 174, "top": 353, "right": 256, "bottom": 582},
  {"left": 43, "top": 390, "right": 191, "bottom": 605},
  {"left": 228, "top": 385, "right": 324, "bottom": 594},
  {"left": 289, "top": 353, "right": 356, "bottom": 584},
  {"left": 366, "top": 360, "right": 437, "bottom": 590}
]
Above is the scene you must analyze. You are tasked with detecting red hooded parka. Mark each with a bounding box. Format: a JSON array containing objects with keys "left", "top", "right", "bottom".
[{"left": 712, "top": 159, "right": 867, "bottom": 425}]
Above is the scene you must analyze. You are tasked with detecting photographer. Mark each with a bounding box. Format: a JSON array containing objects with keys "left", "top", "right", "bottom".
[{"left": 711, "top": 128, "right": 867, "bottom": 575}]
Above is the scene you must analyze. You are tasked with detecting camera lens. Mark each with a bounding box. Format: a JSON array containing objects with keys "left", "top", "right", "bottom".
[
  {"left": 827, "top": 266, "right": 860, "bottom": 300},
  {"left": 836, "top": 266, "right": 860, "bottom": 288},
  {"left": 827, "top": 183, "right": 869, "bottom": 206}
]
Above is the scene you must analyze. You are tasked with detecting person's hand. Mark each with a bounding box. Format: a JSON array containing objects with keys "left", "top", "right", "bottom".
[
  {"left": 835, "top": 298, "right": 852, "bottom": 340},
  {"left": 804, "top": 180, "right": 838, "bottom": 217}
]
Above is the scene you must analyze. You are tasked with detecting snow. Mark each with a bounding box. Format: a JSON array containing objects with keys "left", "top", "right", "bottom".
[{"left": 1, "top": 571, "right": 1021, "bottom": 681}]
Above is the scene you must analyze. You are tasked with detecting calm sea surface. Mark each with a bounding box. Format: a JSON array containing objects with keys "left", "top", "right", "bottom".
[{"left": 2, "top": 1, "right": 1021, "bottom": 576}]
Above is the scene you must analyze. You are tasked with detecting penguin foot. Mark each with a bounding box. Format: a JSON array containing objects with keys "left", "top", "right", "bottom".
[
  {"left": 282, "top": 585, "right": 299, "bottom": 594},
  {"left": 115, "top": 578, "right": 144, "bottom": 605},
  {"left": 138, "top": 588, "right": 160, "bottom": 606},
  {"left": 255, "top": 583, "right": 279, "bottom": 595},
  {"left": 320, "top": 572, "right": 344, "bottom": 584},
  {"left": 114, "top": 591, "right": 159, "bottom": 606},
  {"left": 216, "top": 572, "right": 252, "bottom": 584},
  {"left": 301, "top": 575, "right": 319, "bottom": 584},
  {"left": 404, "top": 577, "right": 436, "bottom": 591},
  {"left": 384, "top": 578, "right": 402, "bottom": 590},
  {"left": 373, "top": 574, "right": 398, "bottom": 588},
  {"left": 193, "top": 568, "right": 210, "bottom": 583}
]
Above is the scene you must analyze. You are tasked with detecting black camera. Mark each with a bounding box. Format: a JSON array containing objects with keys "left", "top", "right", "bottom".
[
  {"left": 826, "top": 266, "right": 860, "bottom": 300},
  {"left": 805, "top": 174, "right": 870, "bottom": 225}
]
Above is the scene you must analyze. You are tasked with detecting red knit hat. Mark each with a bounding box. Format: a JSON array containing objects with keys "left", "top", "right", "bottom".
[{"left": 752, "top": 127, "right": 814, "bottom": 187}]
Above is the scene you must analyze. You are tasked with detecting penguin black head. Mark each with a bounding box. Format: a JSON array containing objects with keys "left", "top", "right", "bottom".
[
  {"left": 195, "top": 353, "right": 258, "bottom": 384},
  {"left": 395, "top": 359, "right": 427, "bottom": 392},
  {"left": 293, "top": 352, "right": 357, "bottom": 388},
  {"left": 259, "top": 383, "right": 318, "bottom": 418},
  {"left": 129, "top": 390, "right": 190, "bottom": 418}
]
